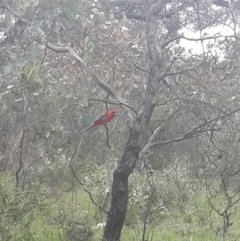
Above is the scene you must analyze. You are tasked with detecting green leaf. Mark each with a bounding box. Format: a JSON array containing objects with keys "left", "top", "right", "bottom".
[
  {"left": 30, "top": 49, "right": 38, "bottom": 58},
  {"left": 82, "top": 97, "right": 88, "bottom": 107},
  {"left": 65, "top": 93, "right": 72, "bottom": 99},
  {"left": 18, "top": 32, "right": 28, "bottom": 45},
  {"left": 65, "top": 2, "right": 82, "bottom": 15},
  {"left": 9, "top": 52, "right": 17, "bottom": 59},
  {"left": 32, "top": 19, "right": 44, "bottom": 29},
  {"left": 6, "top": 35, "right": 15, "bottom": 47},
  {"left": 3, "top": 66, "right": 12, "bottom": 75},
  {"left": 6, "top": 23, "right": 12, "bottom": 33},
  {"left": 83, "top": 54, "right": 95, "bottom": 64},
  {"left": 15, "top": 58, "right": 27, "bottom": 67},
  {"left": 0, "top": 22, "right": 6, "bottom": 28},
  {"left": 81, "top": 113, "right": 94, "bottom": 125},
  {"left": 62, "top": 7, "right": 75, "bottom": 20},
  {"left": 21, "top": 6, "right": 35, "bottom": 19},
  {"left": 17, "top": 25, "right": 27, "bottom": 31},
  {"left": 48, "top": 31, "right": 59, "bottom": 43},
  {"left": 58, "top": 17, "right": 70, "bottom": 30}
]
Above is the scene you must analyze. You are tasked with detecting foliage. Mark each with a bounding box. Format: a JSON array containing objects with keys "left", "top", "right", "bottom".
[
  {"left": 1, "top": 161, "right": 240, "bottom": 241},
  {"left": 65, "top": 217, "right": 93, "bottom": 241},
  {"left": 2, "top": 0, "right": 240, "bottom": 239},
  {"left": 127, "top": 160, "right": 197, "bottom": 226},
  {"left": 0, "top": 174, "right": 63, "bottom": 241}
]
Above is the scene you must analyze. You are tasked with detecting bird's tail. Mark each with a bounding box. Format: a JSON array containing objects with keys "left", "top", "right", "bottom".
[{"left": 80, "top": 125, "right": 95, "bottom": 135}]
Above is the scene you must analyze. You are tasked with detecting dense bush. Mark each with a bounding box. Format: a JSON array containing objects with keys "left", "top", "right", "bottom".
[{"left": 0, "top": 174, "right": 63, "bottom": 241}]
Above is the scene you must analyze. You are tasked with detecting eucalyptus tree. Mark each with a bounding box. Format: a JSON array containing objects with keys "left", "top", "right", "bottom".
[{"left": 1, "top": 0, "right": 240, "bottom": 240}]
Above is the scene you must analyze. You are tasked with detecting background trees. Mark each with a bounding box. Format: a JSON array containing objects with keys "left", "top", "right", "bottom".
[{"left": 1, "top": 0, "right": 240, "bottom": 240}]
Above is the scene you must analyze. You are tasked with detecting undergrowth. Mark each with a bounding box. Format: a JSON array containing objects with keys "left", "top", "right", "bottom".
[{"left": 1, "top": 163, "right": 240, "bottom": 241}]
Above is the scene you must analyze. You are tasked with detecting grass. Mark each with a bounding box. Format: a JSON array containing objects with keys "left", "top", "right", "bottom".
[
  {"left": 119, "top": 189, "right": 240, "bottom": 241},
  {"left": 1, "top": 173, "right": 240, "bottom": 240}
]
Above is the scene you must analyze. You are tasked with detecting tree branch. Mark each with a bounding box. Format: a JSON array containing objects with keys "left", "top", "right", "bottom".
[
  {"left": 36, "top": 27, "right": 124, "bottom": 102},
  {"left": 162, "top": 34, "right": 240, "bottom": 48},
  {"left": 2, "top": 1, "right": 133, "bottom": 122},
  {"left": 150, "top": 108, "right": 240, "bottom": 148},
  {"left": 139, "top": 110, "right": 179, "bottom": 159}
]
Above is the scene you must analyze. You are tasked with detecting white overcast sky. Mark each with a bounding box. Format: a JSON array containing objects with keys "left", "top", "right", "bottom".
[{"left": 180, "top": 23, "right": 235, "bottom": 55}]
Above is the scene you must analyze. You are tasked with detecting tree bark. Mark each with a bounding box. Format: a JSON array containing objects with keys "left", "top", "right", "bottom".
[{"left": 103, "top": 0, "right": 170, "bottom": 240}]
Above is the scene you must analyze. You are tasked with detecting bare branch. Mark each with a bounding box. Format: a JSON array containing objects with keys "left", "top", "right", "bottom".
[
  {"left": 150, "top": 108, "right": 240, "bottom": 148},
  {"left": 162, "top": 34, "right": 240, "bottom": 48},
  {"left": 88, "top": 98, "right": 138, "bottom": 114},
  {"left": 139, "top": 110, "right": 179, "bottom": 159}
]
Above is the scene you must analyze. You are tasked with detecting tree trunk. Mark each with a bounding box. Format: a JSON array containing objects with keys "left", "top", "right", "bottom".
[{"left": 103, "top": 1, "right": 170, "bottom": 240}]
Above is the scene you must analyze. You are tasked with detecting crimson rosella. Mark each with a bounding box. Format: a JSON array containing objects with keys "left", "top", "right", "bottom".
[{"left": 80, "top": 109, "right": 117, "bottom": 135}]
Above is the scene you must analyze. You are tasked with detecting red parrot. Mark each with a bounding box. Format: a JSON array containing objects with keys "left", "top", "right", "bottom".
[{"left": 80, "top": 109, "right": 117, "bottom": 135}]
